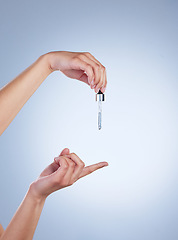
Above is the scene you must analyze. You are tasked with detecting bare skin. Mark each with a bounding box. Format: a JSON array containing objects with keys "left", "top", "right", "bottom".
[
  {"left": 0, "top": 51, "right": 107, "bottom": 135},
  {"left": 0, "top": 148, "right": 108, "bottom": 240},
  {"left": 0, "top": 51, "right": 108, "bottom": 239},
  {"left": 0, "top": 225, "right": 3, "bottom": 238}
]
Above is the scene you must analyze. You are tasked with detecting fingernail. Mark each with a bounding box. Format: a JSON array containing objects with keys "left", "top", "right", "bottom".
[{"left": 91, "top": 80, "right": 94, "bottom": 85}]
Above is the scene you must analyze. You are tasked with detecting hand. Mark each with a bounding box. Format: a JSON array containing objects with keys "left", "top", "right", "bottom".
[
  {"left": 30, "top": 148, "right": 108, "bottom": 200},
  {"left": 47, "top": 51, "right": 107, "bottom": 93}
]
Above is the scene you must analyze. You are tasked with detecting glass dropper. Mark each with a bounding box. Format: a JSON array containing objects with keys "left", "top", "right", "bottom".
[{"left": 96, "top": 90, "right": 105, "bottom": 130}]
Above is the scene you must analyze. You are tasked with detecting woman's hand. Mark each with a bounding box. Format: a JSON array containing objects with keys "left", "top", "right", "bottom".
[
  {"left": 0, "top": 50, "right": 107, "bottom": 135},
  {"left": 47, "top": 51, "right": 107, "bottom": 93},
  {"left": 30, "top": 148, "right": 108, "bottom": 201},
  {"left": 1, "top": 149, "right": 108, "bottom": 240}
]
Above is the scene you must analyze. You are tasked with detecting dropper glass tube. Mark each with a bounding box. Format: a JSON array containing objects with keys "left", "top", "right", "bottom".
[
  {"left": 98, "top": 101, "right": 102, "bottom": 130},
  {"left": 96, "top": 90, "right": 105, "bottom": 130}
]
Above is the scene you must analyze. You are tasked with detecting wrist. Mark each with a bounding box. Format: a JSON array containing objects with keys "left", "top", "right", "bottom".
[
  {"left": 28, "top": 182, "right": 47, "bottom": 205},
  {"left": 39, "top": 52, "right": 55, "bottom": 75},
  {"left": 42, "top": 52, "right": 57, "bottom": 73}
]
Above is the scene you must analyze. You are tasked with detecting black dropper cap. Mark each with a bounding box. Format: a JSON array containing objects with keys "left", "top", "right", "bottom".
[
  {"left": 96, "top": 89, "right": 105, "bottom": 101},
  {"left": 97, "top": 90, "right": 103, "bottom": 94}
]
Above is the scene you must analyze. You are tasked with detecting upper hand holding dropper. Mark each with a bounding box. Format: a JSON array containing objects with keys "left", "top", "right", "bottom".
[
  {"left": 47, "top": 51, "right": 107, "bottom": 93},
  {"left": 0, "top": 51, "right": 107, "bottom": 135}
]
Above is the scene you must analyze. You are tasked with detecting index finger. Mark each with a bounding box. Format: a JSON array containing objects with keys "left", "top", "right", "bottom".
[
  {"left": 78, "top": 162, "right": 108, "bottom": 179},
  {"left": 71, "top": 58, "right": 94, "bottom": 85}
]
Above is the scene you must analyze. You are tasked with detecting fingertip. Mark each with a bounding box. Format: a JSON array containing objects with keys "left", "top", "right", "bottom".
[
  {"left": 54, "top": 156, "right": 60, "bottom": 163},
  {"left": 101, "top": 87, "right": 106, "bottom": 93},
  {"left": 60, "top": 148, "right": 70, "bottom": 156},
  {"left": 65, "top": 148, "right": 70, "bottom": 154},
  {"left": 95, "top": 87, "right": 99, "bottom": 93},
  {"left": 101, "top": 162, "right": 109, "bottom": 167}
]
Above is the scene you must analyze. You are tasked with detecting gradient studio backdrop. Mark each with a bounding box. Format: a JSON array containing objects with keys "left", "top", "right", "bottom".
[{"left": 0, "top": 0, "right": 178, "bottom": 239}]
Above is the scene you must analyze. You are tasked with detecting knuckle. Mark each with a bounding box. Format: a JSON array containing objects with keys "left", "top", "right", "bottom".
[
  {"left": 69, "top": 153, "right": 74, "bottom": 159},
  {"left": 96, "top": 64, "right": 101, "bottom": 70},
  {"left": 94, "top": 63, "right": 99, "bottom": 69},
  {"left": 86, "top": 64, "right": 92, "bottom": 71},
  {"left": 72, "top": 57, "right": 79, "bottom": 64},
  {"left": 102, "top": 65, "right": 106, "bottom": 71},
  {"left": 78, "top": 53, "right": 84, "bottom": 59},
  {"left": 69, "top": 161, "right": 75, "bottom": 167},
  {"left": 85, "top": 52, "right": 91, "bottom": 57},
  {"left": 72, "top": 56, "right": 78, "bottom": 61},
  {"left": 63, "top": 164, "right": 68, "bottom": 170},
  {"left": 70, "top": 152, "right": 79, "bottom": 159},
  {"left": 80, "top": 161, "right": 85, "bottom": 168},
  {"left": 68, "top": 181, "right": 73, "bottom": 186}
]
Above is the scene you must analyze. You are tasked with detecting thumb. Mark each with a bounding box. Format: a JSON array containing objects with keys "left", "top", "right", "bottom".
[
  {"left": 59, "top": 148, "right": 70, "bottom": 156},
  {"left": 79, "top": 73, "right": 90, "bottom": 85}
]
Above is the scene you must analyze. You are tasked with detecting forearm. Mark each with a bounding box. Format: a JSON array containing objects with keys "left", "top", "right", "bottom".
[
  {"left": 0, "top": 53, "right": 52, "bottom": 135},
  {"left": 1, "top": 186, "right": 46, "bottom": 240},
  {"left": 0, "top": 51, "right": 107, "bottom": 136}
]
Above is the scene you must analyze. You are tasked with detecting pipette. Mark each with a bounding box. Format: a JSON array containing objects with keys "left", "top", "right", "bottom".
[{"left": 96, "top": 90, "right": 105, "bottom": 130}]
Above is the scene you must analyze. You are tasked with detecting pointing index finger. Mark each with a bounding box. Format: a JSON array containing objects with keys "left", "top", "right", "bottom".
[{"left": 78, "top": 162, "right": 108, "bottom": 179}]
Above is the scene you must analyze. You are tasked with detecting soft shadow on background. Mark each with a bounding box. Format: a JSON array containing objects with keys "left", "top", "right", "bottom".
[{"left": 0, "top": 0, "right": 178, "bottom": 239}]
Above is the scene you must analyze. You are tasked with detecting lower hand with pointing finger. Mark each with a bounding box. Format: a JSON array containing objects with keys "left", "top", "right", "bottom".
[
  {"left": 29, "top": 148, "right": 108, "bottom": 201},
  {"left": 1, "top": 149, "right": 108, "bottom": 239}
]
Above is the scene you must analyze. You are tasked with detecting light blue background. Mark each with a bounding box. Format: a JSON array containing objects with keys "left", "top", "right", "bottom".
[{"left": 0, "top": 0, "right": 178, "bottom": 239}]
